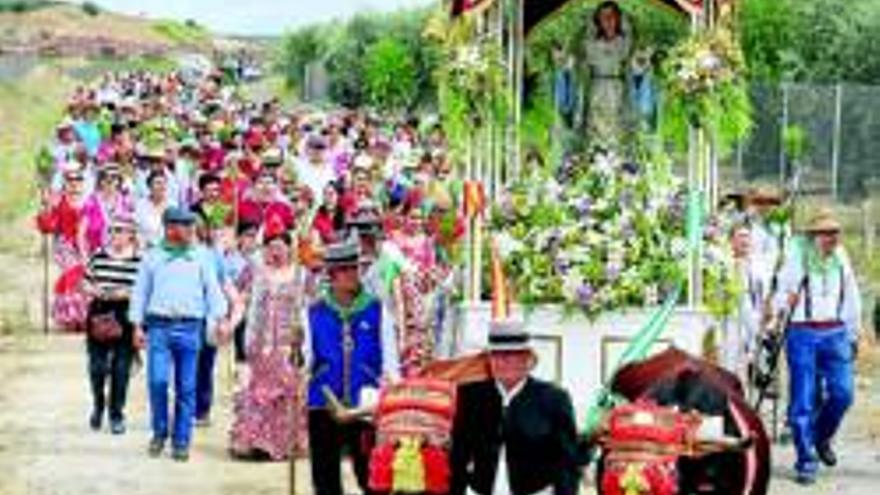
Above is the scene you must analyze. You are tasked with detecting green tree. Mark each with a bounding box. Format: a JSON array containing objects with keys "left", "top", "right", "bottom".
[
  {"left": 276, "top": 26, "right": 323, "bottom": 92},
  {"left": 740, "top": 0, "right": 880, "bottom": 84},
  {"left": 81, "top": 1, "right": 101, "bottom": 16},
  {"left": 363, "top": 38, "right": 418, "bottom": 112}
]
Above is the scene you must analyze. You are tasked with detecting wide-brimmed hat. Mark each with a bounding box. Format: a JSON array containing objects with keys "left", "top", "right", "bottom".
[
  {"left": 347, "top": 203, "right": 383, "bottom": 236},
  {"left": 139, "top": 143, "right": 166, "bottom": 161},
  {"left": 323, "top": 235, "right": 361, "bottom": 268},
  {"left": 56, "top": 118, "right": 75, "bottom": 131},
  {"left": 261, "top": 148, "right": 284, "bottom": 167},
  {"left": 110, "top": 214, "right": 136, "bottom": 232},
  {"left": 487, "top": 239, "right": 530, "bottom": 352},
  {"left": 803, "top": 208, "right": 842, "bottom": 234},
  {"left": 179, "top": 137, "right": 200, "bottom": 151},
  {"left": 61, "top": 161, "right": 85, "bottom": 180},
  {"left": 747, "top": 186, "right": 782, "bottom": 205},
  {"left": 352, "top": 154, "right": 374, "bottom": 171}
]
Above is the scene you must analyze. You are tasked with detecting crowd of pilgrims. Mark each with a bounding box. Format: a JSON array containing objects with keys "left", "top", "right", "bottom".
[
  {"left": 31, "top": 62, "right": 868, "bottom": 494},
  {"left": 34, "top": 66, "right": 466, "bottom": 467}
]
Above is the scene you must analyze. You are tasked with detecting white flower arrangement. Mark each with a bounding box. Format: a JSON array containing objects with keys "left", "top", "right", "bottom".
[{"left": 490, "top": 149, "right": 739, "bottom": 319}]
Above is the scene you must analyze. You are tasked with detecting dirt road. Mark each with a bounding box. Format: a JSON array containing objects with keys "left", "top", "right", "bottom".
[
  {"left": 0, "top": 334, "right": 314, "bottom": 495},
  {"left": 0, "top": 333, "right": 878, "bottom": 495}
]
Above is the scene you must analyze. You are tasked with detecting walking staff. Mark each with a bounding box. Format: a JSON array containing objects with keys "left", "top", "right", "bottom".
[{"left": 129, "top": 206, "right": 229, "bottom": 462}]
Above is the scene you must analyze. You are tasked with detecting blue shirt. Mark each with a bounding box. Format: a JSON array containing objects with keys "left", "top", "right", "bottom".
[
  {"left": 128, "top": 244, "right": 228, "bottom": 327},
  {"left": 74, "top": 120, "right": 102, "bottom": 158}
]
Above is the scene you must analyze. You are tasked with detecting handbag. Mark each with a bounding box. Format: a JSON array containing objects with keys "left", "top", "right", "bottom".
[{"left": 89, "top": 312, "right": 123, "bottom": 342}]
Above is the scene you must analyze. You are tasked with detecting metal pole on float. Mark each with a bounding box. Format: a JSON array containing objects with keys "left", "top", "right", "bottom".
[
  {"left": 513, "top": 0, "right": 524, "bottom": 180},
  {"left": 465, "top": 132, "right": 475, "bottom": 303},
  {"left": 706, "top": 0, "right": 718, "bottom": 212},
  {"left": 687, "top": 2, "right": 714, "bottom": 309},
  {"left": 505, "top": 0, "right": 516, "bottom": 186},
  {"left": 686, "top": 10, "right": 699, "bottom": 309}
]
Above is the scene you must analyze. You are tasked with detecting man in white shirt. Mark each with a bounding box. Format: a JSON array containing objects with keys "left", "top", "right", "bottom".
[
  {"left": 745, "top": 186, "right": 789, "bottom": 278},
  {"left": 295, "top": 136, "right": 336, "bottom": 199},
  {"left": 772, "top": 208, "right": 861, "bottom": 485},
  {"left": 724, "top": 222, "right": 767, "bottom": 384}
]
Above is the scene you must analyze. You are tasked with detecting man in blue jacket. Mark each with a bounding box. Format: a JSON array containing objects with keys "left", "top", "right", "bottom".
[{"left": 306, "top": 235, "right": 383, "bottom": 495}]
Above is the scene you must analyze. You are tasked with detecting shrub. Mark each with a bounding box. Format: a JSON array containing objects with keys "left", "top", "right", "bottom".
[{"left": 82, "top": 0, "right": 100, "bottom": 16}]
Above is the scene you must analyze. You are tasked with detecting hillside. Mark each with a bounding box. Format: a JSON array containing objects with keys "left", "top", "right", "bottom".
[{"left": 0, "top": 2, "right": 213, "bottom": 57}]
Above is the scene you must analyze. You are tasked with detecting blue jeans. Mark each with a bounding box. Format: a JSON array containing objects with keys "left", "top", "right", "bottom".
[
  {"left": 195, "top": 335, "right": 217, "bottom": 420},
  {"left": 146, "top": 317, "right": 204, "bottom": 449},
  {"left": 785, "top": 325, "right": 854, "bottom": 475}
]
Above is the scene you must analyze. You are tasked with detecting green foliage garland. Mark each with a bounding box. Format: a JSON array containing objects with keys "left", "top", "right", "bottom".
[{"left": 660, "top": 28, "right": 753, "bottom": 155}]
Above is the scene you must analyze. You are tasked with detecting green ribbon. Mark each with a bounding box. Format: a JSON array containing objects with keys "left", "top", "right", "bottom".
[
  {"left": 799, "top": 237, "right": 842, "bottom": 275},
  {"left": 160, "top": 240, "right": 194, "bottom": 261},
  {"left": 581, "top": 188, "right": 704, "bottom": 436},
  {"left": 320, "top": 285, "right": 375, "bottom": 323}
]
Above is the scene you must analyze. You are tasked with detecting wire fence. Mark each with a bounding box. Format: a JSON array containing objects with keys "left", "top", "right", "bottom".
[
  {"left": 727, "top": 82, "right": 880, "bottom": 203},
  {"left": 719, "top": 82, "right": 880, "bottom": 336}
]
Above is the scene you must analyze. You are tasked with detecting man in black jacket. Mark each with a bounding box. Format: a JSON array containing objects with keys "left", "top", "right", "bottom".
[{"left": 449, "top": 320, "right": 584, "bottom": 495}]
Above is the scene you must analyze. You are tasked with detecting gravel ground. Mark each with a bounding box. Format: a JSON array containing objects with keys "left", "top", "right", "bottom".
[{"left": 0, "top": 334, "right": 877, "bottom": 495}]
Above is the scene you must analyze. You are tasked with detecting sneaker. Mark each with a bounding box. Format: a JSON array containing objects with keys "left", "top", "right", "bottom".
[
  {"left": 148, "top": 438, "right": 165, "bottom": 458},
  {"left": 794, "top": 471, "right": 817, "bottom": 486},
  {"left": 195, "top": 415, "right": 212, "bottom": 428},
  {"left": 816, "top": 442, "right": 838, "bottom": 467},
  {"left": 110, "top": 418, "right": 126, "bottom": 435},
  {"left": 89, "top": 410, "right": 102, "bottom": 431},
  {"left": 171, "top": 446, "right": 190, "bottom": 462}
]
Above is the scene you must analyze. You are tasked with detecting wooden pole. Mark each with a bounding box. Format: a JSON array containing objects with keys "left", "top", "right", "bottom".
[
  {"left": 289, "top": 347, "right": 299, "bottom": 495},
  {"left": 42, "top": 233, "right": 50, "bottom": 335}
]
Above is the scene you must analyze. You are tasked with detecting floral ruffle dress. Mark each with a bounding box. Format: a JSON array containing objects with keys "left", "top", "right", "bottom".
[{"left": 229, "top": 265, "right": 308, "bottom": 460}]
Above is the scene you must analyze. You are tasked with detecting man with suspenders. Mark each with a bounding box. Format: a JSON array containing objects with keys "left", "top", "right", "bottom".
[{"left": 774, "top": 208, "right": 862, "bottom": 485}]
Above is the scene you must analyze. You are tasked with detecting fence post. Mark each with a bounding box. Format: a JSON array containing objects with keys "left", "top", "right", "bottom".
[
  {"left": 736, "top": 140, "right": 744, "bottom": 185},
  {"left": 864, "top": 199, "right": 874, "bottom": 254},
  {"left": 779, "top": 84, "right": 789, "bottom": 186},
  {"left": 831, "top": 83, "right": 843, "bottom": 201}
]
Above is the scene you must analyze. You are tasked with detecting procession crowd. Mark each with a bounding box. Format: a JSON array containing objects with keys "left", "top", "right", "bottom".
[
  {"left": 34, "top": 65, "right": 478, "bottom": 493},
  {"left": 32, "top": 61, "right": 866, "bottom": 493}
]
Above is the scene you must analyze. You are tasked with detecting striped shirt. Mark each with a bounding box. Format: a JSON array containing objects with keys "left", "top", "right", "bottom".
[{"left": 86, "top": 250, "right": 141, "bottom": 294}]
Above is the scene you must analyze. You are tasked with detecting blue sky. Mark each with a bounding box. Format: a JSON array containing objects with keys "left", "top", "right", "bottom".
[{"left": 81, "top": 0, "right": 431, "bottom": 35}]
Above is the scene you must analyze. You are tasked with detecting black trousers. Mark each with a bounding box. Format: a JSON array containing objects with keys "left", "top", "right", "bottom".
[
  {"left": 233, "top": 319, "right": 247, "bottom": 363},
  {"left": 308, "top": 409, "right": 376, "bottom": 495},
  {"left": 86, "top": 299, "right": 134, "bottom": 422}
]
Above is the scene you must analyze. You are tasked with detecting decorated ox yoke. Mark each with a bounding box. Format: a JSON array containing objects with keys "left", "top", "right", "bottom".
[{"left": 368, "top": 378, "right": 458, "bottom": 494}]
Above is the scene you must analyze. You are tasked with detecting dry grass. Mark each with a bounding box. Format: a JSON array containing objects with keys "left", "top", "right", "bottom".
[{"left": 0, "top": 4, "right": 213, "bottom": 51}]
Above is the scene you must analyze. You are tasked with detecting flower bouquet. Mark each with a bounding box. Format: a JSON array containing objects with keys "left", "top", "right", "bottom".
[
  {"left": 490, "top": 149, "right": 741, "bottom": 320},
  {"left": 660, "top": 27, "right": 752, "bottom": 154},
  {"left": 491, "top": 150, "right": 686, "bottom": 318}
]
